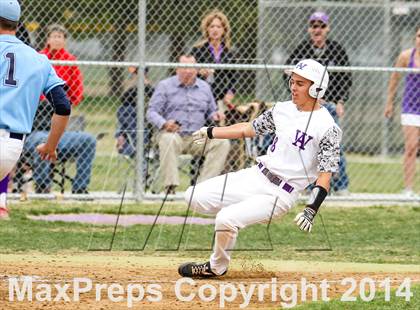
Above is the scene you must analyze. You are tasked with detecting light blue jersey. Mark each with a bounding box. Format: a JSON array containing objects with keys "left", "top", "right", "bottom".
[{"left": 0, "top": 35, "right": 64, "bottom": 134}]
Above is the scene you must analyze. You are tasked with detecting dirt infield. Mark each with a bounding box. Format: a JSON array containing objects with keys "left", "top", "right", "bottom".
[{"left": 1, "top": 253, "right": 419, "bottom": 309}]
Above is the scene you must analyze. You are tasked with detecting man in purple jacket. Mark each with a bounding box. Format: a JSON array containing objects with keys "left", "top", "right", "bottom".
[{"left": 147, "top": 54, "right": 230, "bottom": 194}]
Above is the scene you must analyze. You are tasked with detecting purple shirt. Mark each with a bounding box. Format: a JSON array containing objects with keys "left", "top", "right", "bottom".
[
  {"left": 209, "top": 43, "right": 224, "bottom": 63},
  {"left": 146, "top": 75, "right": 217, "bottom": 135},
  {"left": 402, "top": 48, "right": 420, "bottom": 115}
]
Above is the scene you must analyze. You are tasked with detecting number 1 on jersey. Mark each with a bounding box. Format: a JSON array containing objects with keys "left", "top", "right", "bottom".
[{"left": 4, "top": 52, "right": 18, "bottom": 87}]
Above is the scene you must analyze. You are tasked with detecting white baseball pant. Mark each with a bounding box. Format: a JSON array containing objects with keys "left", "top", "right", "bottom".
[
  {"left": 185, "top": 165, "right": 299, "bottom": 275},
  {"left": 0, "top": 130, "right": 24, "bottom": 180}
]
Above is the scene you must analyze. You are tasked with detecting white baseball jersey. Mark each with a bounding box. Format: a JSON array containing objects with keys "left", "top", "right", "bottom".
[
  {"left": 184, "top": 100, "right": 342, "bottom": 276},
  {"left": 252, "top": 100, "right": 342, "bottom": 192}
]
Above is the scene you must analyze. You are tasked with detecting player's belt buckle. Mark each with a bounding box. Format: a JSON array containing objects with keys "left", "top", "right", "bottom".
[
  {"left": 267, "top": 173, "right": 282, "bottom": 186},
  {"left": 257, "top": 162, "right": 294, "bottom": 193}
]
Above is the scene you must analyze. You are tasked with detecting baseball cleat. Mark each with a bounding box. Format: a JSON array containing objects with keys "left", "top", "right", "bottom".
[{"left": 178, "top": 261, "right": 226, "bottom": 278}]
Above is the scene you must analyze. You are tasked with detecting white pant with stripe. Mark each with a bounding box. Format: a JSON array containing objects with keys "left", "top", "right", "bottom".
[
  {"left": 185, "top": 165, "right": 299, "bottom": 275},
  {"left": 0, "top": 130, "right": 24, "bottom": 180}
]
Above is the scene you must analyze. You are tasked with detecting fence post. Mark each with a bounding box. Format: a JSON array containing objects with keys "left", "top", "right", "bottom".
[
  {"left": 381, "top": 0, "right": 392, "bottom": 157},
  {"left": 135, "top": 0, "right": 147, "bottom": 201}
]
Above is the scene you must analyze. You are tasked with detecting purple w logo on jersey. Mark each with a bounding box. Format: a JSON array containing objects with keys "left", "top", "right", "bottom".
[{"left": 292, "top": 129, "right": 313, "bottom": 150}]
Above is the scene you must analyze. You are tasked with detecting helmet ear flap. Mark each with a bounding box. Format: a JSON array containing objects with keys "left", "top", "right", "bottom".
[
  {"left": 309, "top": 83, "right": 326, "bottom": 98},
  {"left": 290, "top": 78, "right": 326, "bottom": 98}
]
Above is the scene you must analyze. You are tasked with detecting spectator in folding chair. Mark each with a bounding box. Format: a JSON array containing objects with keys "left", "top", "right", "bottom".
[
  {"left": 115, "top": 67, "right": 156, "bottom": 190},
  {"left": 116, "top": 67, "right": 205, "bottom": 192},
  {"left": 13, "top": 22, "right": 89, "bottom": 195},
  {"left": 116, "top": 67, "right": 154, "bottom": 158},
  {"left": 24, "top": 100, "right": 96, "bottom": 194},
  {"left": 146, "top": 54, "right": 230, "bottom": 194}
]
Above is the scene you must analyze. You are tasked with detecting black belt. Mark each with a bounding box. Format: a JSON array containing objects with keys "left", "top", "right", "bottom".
[
  {"left": 257, "top": 162, "right": 294, "bottom": 193},
  {"left": 10, "top": 132, "right": 24, "bottom": 140}
]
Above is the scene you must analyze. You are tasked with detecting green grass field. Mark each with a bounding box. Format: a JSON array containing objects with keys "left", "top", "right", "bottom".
[
  {"left": 2, "top": 202, "right": 419, "bottom": 265},
  {"left": 1, "top": 201, "right": 419, "bottom": 308}
]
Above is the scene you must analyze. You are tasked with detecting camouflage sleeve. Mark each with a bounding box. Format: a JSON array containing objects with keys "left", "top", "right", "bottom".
[
  {"left": 252, "top": 110, "right": 276, "bottom": 135},
  {"left": 317, "top": 126, "right": 342, "bottom": 172}
]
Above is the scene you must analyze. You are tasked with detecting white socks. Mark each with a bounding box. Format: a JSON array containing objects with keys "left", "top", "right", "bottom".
[{"left": 0, "top": 192, "right": 6, "bottom": 208}]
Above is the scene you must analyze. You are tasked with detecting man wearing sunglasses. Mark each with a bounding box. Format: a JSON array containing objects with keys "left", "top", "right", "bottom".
[{"left": 284, "top": 11, "right": 352, "bottom": 196}]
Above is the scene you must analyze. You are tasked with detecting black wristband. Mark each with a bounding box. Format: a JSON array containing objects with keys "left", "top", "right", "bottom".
[
  {"left": 207, "top": 126, "right": 215, "bottom": 139},
  {"left": 306, "top": 185, "right": 328, "bottom": 213}
]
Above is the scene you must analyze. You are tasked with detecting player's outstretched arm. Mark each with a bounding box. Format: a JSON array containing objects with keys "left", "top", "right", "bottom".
[
  {"left": 36, "top": 114, "right": 69, "bottom": 161},
  {"left": 294, "top": 172, "right": 331, "bottom": 233},
  {"left": 36, "top": 85, "right": 71, "bottom": 161},
  {"left": 192, "top": 123, "right": 255, "bottom": 144}
]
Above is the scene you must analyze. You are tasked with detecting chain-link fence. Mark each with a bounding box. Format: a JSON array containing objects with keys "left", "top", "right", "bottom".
[{"left": 10, "top": 0, "right": 419, "bottom": 200}]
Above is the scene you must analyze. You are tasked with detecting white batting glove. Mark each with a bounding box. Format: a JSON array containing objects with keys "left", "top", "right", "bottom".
[
  {"left": 192, "top": 127, "right": 208, "bottom": 145},
  {"left": 294, "top": 207, "right": 316, "bottom": 232}
]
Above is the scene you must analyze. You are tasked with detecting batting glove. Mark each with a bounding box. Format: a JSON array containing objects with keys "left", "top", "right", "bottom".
[
  {"left": 294, "top": 207, "right": 316, "bottom": 232},
  {"left": 192, "top": 127, "right": 208, "bottom": 145}
]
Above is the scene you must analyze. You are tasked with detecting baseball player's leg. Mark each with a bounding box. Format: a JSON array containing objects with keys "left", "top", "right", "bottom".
[
  {"left": 402, "top": 125, "right": 419, "bottom": 191},
  {"left": 209, "top": 194, "right": 291, "bottom": 275},
  {"left": 0, "top": 175, "right": 9, "bottom": 208},
  {"left": 180, "top": 166, "right": 297, "bottom": 277},
  {"left": 26, "top": 131, "right": 53, "bottom": 192},
  {"left": 0, "top": 136, "right": 24, "bottom": 180},
  {"left": 185, "top": 166, "right": 263, "bottom": 216},
  {"left": 57, "top": 132, "right": 96, "bottom": 193},
  {"left": 0, "top": 175, "right": 9, "bottom": 219},
  {"left": 74, "top": 133, "right": 96, "bottom": 192},
  {"left": 157, "top": 132, "right": 183, "bottom": 187},
  {"left": 186, "top": 165, "right": 296, "bottom": 216}
]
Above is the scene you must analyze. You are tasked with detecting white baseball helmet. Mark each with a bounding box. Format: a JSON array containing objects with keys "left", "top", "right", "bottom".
[{"left": 286, "top": 59, "right": 329, "bottom": 99}]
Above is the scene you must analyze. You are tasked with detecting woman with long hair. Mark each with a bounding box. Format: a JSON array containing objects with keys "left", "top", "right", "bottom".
[
  {"left": 191, "top": 9, "right": 236, "bottom": 107},
  {"left": 385, "top": 27, "right": 420, "bottom": 196}
]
